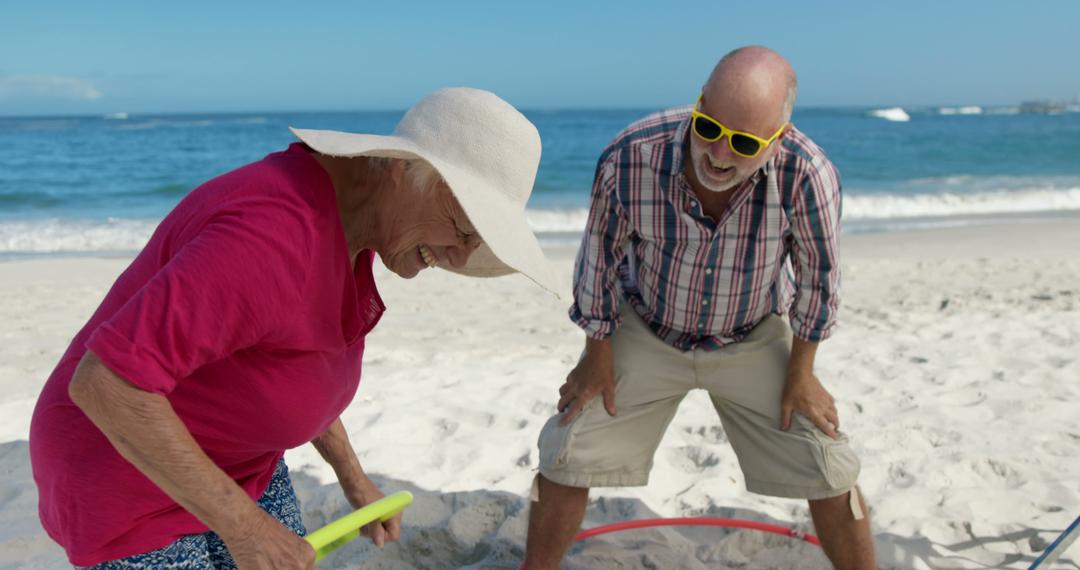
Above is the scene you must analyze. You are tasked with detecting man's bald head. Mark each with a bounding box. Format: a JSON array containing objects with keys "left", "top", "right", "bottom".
[
  {"left": 685, "top": 46, "right": 798, "bottom": 195},
  {"left": 703, "top": 46, "right": 798, "bottom": 126}
]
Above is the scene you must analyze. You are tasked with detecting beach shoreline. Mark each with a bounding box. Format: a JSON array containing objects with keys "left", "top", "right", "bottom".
[{"left": 1, "top": 220, "right": 1077, "bottom": 569}]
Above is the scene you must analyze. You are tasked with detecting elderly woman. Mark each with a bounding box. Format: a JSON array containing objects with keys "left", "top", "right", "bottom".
[{"left": 29, "top": 88, "right": 558, "bottom": 569}]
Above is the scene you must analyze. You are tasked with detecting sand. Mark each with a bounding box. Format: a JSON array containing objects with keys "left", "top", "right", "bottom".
[{"left": 1, "top": 219, "right": 1077, "bottom": 569}]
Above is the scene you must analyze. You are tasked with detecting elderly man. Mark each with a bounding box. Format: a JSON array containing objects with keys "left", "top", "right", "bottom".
[{"left": 524, "top": 47, "right": 875, "bottom": 569}]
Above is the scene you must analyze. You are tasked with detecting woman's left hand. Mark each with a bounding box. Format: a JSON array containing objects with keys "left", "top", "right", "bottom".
[
  {"left": 341, "top": 476, "right": 402, "bottom": 547},
  {"left": 311, "top": 418, "right": 403, "bottom": 547}
]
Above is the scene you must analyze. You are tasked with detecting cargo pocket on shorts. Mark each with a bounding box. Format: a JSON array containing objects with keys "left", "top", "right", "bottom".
[
  {"left": 819, "top": 436, "right": 861, "bottom": 490},
  {"left": 538, "top": 416, "right": 575, "bottom": 469}
]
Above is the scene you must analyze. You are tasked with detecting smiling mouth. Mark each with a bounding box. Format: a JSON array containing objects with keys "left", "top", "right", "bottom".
[
  {"left": 706, "top": 157, "right": 734, "bottom": 176},
  {"left": 418, "top": 244, "right": 437, "bottom": 268}
]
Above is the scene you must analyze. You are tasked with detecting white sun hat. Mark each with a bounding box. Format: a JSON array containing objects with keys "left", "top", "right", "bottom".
[{"left": 290, "top": 87, "right": 560, "bottom": 297}]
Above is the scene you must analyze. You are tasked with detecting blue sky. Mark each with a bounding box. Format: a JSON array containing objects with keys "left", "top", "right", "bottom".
[{"left": 2, "top": 1, "right": 1079, "bottom": 116}]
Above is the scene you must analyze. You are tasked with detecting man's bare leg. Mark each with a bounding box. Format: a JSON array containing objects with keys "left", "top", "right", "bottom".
[
  {"left": 809, "top": 487, "right": 876, "bottom": 569},
  {"left": 522, "top": 474, "right": 590, "bottom": 570}
]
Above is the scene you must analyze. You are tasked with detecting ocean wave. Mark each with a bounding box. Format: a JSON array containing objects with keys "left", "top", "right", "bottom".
[
  {"left": 4, "top": 187, "right": 1078, "bottom": 255},
  {"left": 526, "top": 188, "right": 1080, "bottom": 232},
  {"left": 844, "top": 187, "right": 1080, "bottom": 219},
  {"left": 5, "top": 119, "right": 80, "bottom": 131},
  {"left": 0, "top": 191, "right": 65, "bottom": 209},
  {"left": 866, "top": 174, "right": 1080, "bottom": 194},
  {"left": 114, "top": 119, "right": 216, "bottom": 131},
  {"left": 148, "top": 183, "right": 191, "bottom": 197},
  {"left": 0, "top": 218, "right": 156, "bottom": 253},
  {"left": 526, "top": 208, "right": 590, "bottom": 233},
  {"left": 869, "top": 107, "right": 910, "bottom": 122},
  {"left": 0, "top": 213, "right": 588, "bottom": 255}
]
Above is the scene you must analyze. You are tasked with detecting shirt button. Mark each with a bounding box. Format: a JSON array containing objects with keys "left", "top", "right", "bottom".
[
  {"left": 690, "top": 200, "right": 698, "bottom": 209},
  {"left": 702, "top": 300, "right": 709, "bottom": 305},
  {"left": 705, "top": 268, "right": 713, "bottom": 275}
]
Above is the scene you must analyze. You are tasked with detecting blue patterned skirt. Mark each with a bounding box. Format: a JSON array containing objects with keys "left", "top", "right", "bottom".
[{"left": 79, "top": 459, "right": 306, "bottom": 569}]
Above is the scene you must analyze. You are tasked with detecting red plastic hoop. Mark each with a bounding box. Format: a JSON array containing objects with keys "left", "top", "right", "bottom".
[
  {"left": 573, "top": 516, "right": 821, "bottom": 546},
  {"left": 518, "top": 517, "right": 822, "bottom": 569}
]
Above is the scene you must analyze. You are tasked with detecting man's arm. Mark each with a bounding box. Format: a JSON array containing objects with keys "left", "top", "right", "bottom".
[
  {"left": 69, "top": 352, "right": 315, "bottom": 568},
  {"left": 786, "top": 154, "right": 842, "bottom": 343},
  {"left": 310, "top": 419, "right": 400, "bottom": 547},
  {"left": 559, "top": 157, "right": 629, "bottom": 425},
  {"left": 568, "top": 158, "right": 631, "bottom": 341},
  {"left": 781, "top": 153, "right": 844, "bottom": 438}
]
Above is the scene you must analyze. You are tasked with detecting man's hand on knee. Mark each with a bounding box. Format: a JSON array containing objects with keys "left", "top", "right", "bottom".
[
  {"left": 780, "top": 370, "right": 839, "bottom": 439},
  {"left": 557, "top": 337, "right": 617, "bottom": 426}
]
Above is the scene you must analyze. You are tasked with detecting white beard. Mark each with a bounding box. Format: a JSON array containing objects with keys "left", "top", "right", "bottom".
[{"left": 691, "top": 146, "right": 740, "bottom": 193}]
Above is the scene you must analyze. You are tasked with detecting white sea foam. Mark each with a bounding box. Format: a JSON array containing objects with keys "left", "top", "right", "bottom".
[
  {"left": 0, "top": 214, "right": 589, "bottom": 255},
  {"left": 0, "top": 218, "right": 157, "bottom": 254},
  {"left": 525, "top": 208, "right": 590, "bottom": 233},
  {"left": 4, "top": 186, "right": 1079, "bottom": 255},
  {"left": 523, "top": 187, "right": 1080, "bottom": 235},
  {"left": 844, "top": 187, "right": 1080, "bottom": 219},
  {"left": 869, "top": 107, "right": 911, "bottom": 122},
  {"left": 938, "top": 106, "right": 983, "bottom": 115}
]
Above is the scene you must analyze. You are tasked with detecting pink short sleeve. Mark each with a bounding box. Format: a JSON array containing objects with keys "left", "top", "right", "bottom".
[{"left": 86, "top": 200, "right": 313, "bottom": 394}]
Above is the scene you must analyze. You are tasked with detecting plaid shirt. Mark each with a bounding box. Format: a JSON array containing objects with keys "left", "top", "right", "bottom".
[{"left": 569, "top": 107, "right": 842, "bottom": 351}]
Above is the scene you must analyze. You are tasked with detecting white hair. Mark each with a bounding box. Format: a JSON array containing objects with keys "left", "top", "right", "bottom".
[
  {"left": 366, "top": 156, "right": 445, "bottom": 194},
  {"left": 781, "top": 77, "right": 798, "bottom": 123}
]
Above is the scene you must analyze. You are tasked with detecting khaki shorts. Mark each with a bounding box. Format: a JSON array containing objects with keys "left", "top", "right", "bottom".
[{"left": 537, "top": 305, "right": 861, "bottom": 500}]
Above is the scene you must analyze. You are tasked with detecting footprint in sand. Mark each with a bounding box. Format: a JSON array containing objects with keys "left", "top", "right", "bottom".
[
  {"left": 682, "top": 424, "right": 728, "bottom": 444},
  {"left": 888, "top": 463, "right": 916, "bottom": 489},
  {"left": 667, "top": 446, "right": 721, "bottom": 473},
  {"left": 436, "top": 418, "right": 460, "bottom": 436},
  {"left": 936, "top": 387, "right": 987, "bottom": 407}
]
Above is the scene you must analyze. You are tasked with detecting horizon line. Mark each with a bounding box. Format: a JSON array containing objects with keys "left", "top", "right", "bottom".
[{"left": 0, "top": 102, "right": 1056, "bottom": 120}]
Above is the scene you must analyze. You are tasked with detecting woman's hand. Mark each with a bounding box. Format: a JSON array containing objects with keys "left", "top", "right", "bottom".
[
  {"left": 223, "top": 510, "right": 316, "bottom": 569},
  {"left": 311, "top": 419, "right": 403, "bottom": 548},
  {"left": 340, "top": 476, "right": 402, "bottom": 547}
]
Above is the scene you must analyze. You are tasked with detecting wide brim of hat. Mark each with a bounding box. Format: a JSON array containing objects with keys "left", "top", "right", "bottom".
[{"left": 290, "top": 127, "right": 562, "bottom": 297}]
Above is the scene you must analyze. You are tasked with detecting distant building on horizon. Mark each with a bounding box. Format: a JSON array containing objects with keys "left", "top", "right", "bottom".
[{"left": 1019, "top": 96, "right": 1080, "bottom": 114}]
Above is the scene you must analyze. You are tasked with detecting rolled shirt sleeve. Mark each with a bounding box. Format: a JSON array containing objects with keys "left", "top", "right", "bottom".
[
  {"left": 85, "top": 200, "right": 313, "bottom": 394},
  {"left": 568, "top": 157, "right": 632, "bottom": 339},
  {"left": 786, "top": 154, "right": 842, "bottom": 342}
]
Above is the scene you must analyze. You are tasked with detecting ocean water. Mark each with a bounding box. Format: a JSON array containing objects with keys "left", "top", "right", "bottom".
[{"left": 2, "top": 106, "right": 1079, "bottom": 256}]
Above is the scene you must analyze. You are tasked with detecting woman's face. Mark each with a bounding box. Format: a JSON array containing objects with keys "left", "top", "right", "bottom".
[{"left": 379, "top": 181, "right": 481, "bottom": 279}]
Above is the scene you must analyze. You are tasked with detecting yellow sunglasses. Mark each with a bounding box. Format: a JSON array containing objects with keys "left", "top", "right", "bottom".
[{"left": 690, "top": 95, "right": 787, "bottom": 158}]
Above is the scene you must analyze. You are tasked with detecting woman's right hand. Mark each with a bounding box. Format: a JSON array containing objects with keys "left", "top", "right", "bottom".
[{"left": 224, "top": 510, "right": 316, "bottom": 569}]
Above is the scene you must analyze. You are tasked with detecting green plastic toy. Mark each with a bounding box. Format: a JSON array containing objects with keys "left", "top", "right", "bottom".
[{"left": 304, "top": 490, "right": 413, "bottom": 562}]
